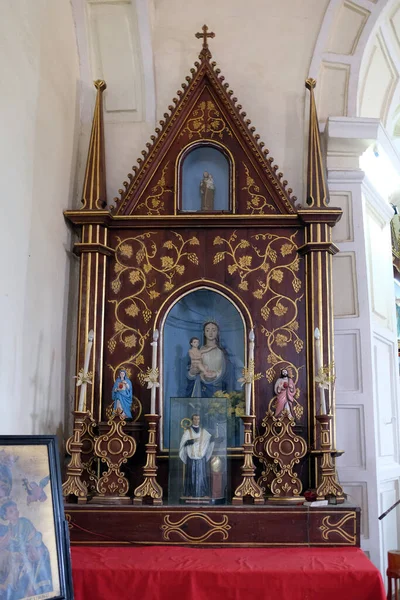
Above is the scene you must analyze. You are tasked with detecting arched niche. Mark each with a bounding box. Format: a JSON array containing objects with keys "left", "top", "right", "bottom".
[
  {"left": 177, "top": 143, "right": 233, "bottom": 212},
  {"left": 160, "top": 287, "right": 245, "bottom": 448}
]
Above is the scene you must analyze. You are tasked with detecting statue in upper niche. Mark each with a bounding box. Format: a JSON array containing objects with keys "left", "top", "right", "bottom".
[{"left": 200, "top": 171, "right": 215, "bottom": 210}]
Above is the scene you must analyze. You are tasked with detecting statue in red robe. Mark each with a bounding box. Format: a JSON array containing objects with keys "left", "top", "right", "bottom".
[{"left": 274, "top": 369, "right": 296, "bottom": 418}]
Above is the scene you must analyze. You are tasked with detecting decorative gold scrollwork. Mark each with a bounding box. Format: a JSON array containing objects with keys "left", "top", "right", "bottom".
[
  {"left": 319, "top": 514, "right": 356, "bottom": 545},
  {"left": 180, "top": 100, "right": 232, "bottom": 140},
  {"left": 213, "top": 231, "right": 304, "bottom": 419},
  {"left": 161, "top": 513, "right": 231, "bottom": 543},
  {"left": 108, "top": 231, "right": 200, "bottom": 383},
  {"left": 137, "top": 163, "right": 172, "bottom": 215},
  {"left": 254, "top": 411, "right": 307, "bottom": 499},
  {"left": 94, "top": 411, "right": 136, "bottom": 499},
  {"left": 242, "top": 162, "right": 276, "bottom": 214}
]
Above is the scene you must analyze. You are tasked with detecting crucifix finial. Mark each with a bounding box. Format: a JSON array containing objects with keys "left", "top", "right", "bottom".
[{"left": 195, "top": 24, "right": 215, "bottom": 50}]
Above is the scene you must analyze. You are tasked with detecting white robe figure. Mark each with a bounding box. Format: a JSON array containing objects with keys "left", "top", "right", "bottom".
[{"left": 179, "top": 424, "right": 214, "bottom": 497}]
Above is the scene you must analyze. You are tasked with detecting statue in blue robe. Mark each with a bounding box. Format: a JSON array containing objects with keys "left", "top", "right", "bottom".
[
  {"left": 112, "top": 369, "right": 133, "bottom": 419},
  {"left": 185, "top": 321, "right": 233, "bottom": 398}
]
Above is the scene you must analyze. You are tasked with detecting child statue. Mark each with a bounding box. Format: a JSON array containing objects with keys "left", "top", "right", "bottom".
[
  {"left": 200, "top": 172, "right": 215, "bottom": 211},
  {"left": 188, "top": 337, "right": 216, "bottom": 379}
]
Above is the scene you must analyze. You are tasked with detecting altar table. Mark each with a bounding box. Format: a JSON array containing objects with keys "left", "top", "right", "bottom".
[{"left": 71, "top": 546, "right": 386, "bottom": 600}]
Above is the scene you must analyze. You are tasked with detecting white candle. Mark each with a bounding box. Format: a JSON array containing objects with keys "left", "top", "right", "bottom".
[
  {"left": 150, "top": 329, "right": 159, "bottom": 414},
  {"left": 314, "top": 327, "right": 327, "bottom": 415},
  {"left": 245, "top": 329, "right": 255, "bottom": 415},
  {"left": 78, "top": 329, "right": 94, "bottom": 412}
]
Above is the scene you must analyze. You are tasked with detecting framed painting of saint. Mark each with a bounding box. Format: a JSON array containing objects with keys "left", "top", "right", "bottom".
[
  {"left": 161, "top": 287, "right": 246, "bottom": 449},
  {"left": 0, "top": 436, "right": 73, "bottom": 600}
]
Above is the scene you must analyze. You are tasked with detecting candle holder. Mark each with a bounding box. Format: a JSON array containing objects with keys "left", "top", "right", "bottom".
[
  {"left": 133, "top": 414, "right": 163, "bottom": 505},
  {"left": 62, "top": 410, "right": 90, "bottom": 504},
  {"left": 311, "top": 414, "right": 345, "bottom": 503},
  {"left": 232, "top": 415, "right": 264, "bottom": 505}
]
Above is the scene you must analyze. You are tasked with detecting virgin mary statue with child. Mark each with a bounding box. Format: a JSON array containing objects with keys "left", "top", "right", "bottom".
[{"left": 186, "top": 320, "right": 233, "bottom": 398}]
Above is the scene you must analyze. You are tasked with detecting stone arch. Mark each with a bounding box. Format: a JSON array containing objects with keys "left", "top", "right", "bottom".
[{"left": 308, "top": 0, "right": 400, "bottom": 130}]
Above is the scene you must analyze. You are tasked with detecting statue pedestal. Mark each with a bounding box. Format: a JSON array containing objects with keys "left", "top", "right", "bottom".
[{"left": 91, "top": 410, "right": 136, "bottom": 505}]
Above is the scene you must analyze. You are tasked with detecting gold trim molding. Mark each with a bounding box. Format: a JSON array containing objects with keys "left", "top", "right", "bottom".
[{"left": 161, "top": 513, "right": 231, "bottom": 543}]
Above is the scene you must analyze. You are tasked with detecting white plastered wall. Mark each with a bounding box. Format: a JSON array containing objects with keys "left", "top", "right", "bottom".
[
  {"left": 0, "top": 1, "right": 80, "bottom": 436},
  {"left": 72, "top": 0, "right": 331, "bottom": 206},
  {"left": 310, "top": 0, "right": 400, "bottom": 572}
]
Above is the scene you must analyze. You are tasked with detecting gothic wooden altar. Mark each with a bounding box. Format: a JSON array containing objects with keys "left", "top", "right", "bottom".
[{"left": 63, "top": 27, "right": 360, "bottom": 547}]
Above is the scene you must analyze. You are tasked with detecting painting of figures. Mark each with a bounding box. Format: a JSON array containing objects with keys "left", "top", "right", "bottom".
[{"left": 0, "top": 439, "right": 70, "bottom": 600}]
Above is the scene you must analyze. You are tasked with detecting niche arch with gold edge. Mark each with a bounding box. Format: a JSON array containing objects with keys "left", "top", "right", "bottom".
[
  {"left": 176, "top": 141, "right": 234, "bottom": 214},
  {"left": 159, "top": 285, "right": 247, "bottom": 449}
]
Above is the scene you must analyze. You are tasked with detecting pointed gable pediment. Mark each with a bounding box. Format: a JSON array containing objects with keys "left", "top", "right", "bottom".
[{"left": 114, "top": 27, "right": 297, "bottom": 218}]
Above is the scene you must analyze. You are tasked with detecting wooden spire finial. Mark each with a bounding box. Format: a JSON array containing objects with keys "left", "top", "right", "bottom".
[
  {"left": 305, "top": 79, "right": 329, "bottom": 208},
  {"left": 81, "top": 80, "right": 107, "bottom": 210},
  {"left": 195, "top": 24, "right": 215, "bottom": 53}
]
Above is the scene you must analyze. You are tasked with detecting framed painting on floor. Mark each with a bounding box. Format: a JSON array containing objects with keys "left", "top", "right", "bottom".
[{"left": 0, "top": 435, "right": 73, "bottom": 600}]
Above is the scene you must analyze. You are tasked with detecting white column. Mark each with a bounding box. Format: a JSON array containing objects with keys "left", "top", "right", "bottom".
[{"left": 325, "top": 116, "right": 400, "bottom": 571}]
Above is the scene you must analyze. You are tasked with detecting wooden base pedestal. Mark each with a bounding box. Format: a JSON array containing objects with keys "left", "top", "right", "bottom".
[{"left": 65, "top": 502, "right": 360, "bottom": 547}]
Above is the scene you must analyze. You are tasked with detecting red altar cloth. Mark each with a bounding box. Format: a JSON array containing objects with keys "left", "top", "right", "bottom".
[{"left": 71, "top": 546, "right": 385, "bottom": 600}]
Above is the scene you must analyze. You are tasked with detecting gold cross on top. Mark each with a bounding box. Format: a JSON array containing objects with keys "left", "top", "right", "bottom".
[{"left": 195, "top": 25, "right": 215, "bottom": 50}]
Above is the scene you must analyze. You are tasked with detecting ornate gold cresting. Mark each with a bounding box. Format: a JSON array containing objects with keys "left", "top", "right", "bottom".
[
  {"left": 232, "top": 416, "right": 264, "bottom": 505},
  {"left": 255, "top": 411, "right": 306, "bottom": 502},
  {"left": 62, "top": 411, "right": 91, "bottom": 504},
  {"left": 298, "top": 78, "right": 344, "bottom": 501},
  {"left": 133, "top": 414, "right": 163, "bottom": 505},
  {"left": 91, "top": 410, "right": 136, "bottom": 504}
]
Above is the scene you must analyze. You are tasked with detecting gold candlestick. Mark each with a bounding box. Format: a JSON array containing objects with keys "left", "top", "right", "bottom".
[
  {"left": 232, "top": 415, "right": 264, "bottom": 505},
  {"left": 62, "top": 410, "right": 90, "bottom": 504},
  {"left": 133, "top": 414, "right": 163, "bottom": 505},
  {"left": 312, "top": 414, "right": 344, "bottom": 503}
]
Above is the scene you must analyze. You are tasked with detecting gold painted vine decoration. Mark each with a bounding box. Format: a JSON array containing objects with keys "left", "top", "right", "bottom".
[
  {"left": 137, "top": 162, "right": 172, "bottom": 215},
  {"left": 108, "top": 232, "right": 200, "bottom": 383},
  {"left": 242, "top": 162, "right": 276, "bottom": 214},
  {"left": 213, "top": 230, "right": 303, "bottom": 419},
  {"left": 180, "top": 100, "right": 232, "bottom": 140}
]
